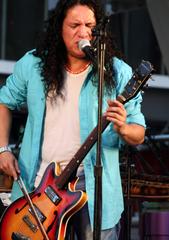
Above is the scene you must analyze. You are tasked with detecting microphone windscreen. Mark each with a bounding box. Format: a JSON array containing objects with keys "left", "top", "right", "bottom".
[{"left": 78, "top": 39, "right": 91, "bottom": 51}]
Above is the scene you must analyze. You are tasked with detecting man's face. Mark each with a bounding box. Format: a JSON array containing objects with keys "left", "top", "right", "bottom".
[{"left": 62, "top": 4, "right": 96, "bottom": 60}]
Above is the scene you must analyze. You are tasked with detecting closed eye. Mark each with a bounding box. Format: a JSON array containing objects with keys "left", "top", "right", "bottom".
[
  {"left": 69, "top": 23, "right": 96, "bottom": 29},
  {"left": 86, "top": 23, "right": 95, "bottom": 29},
  {"left": 69, "top": 24, "right": 79, "bottom": 29}
]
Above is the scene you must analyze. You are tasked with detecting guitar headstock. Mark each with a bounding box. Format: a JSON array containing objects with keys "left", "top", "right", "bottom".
[{"left": 117, "top": 60, "right": 154, "bottom": 104}]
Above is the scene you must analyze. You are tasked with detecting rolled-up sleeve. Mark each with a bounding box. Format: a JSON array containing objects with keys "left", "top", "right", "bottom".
[{"left": 125, "top": 93, "right": 146, "bottom": 127}]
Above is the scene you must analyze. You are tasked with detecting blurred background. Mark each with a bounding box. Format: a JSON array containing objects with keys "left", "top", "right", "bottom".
[{"left": 0, "top": 0, "right": 169, "bottom": 239}]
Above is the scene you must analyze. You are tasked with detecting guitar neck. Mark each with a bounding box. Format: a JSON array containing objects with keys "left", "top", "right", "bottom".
[{"left": 56, "top": 115, "right": 110, "bottom": 189}]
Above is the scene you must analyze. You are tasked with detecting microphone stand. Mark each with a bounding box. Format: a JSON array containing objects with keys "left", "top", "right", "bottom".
[{"left": 92, "top": 17, "right": 109, "bottom": 240}]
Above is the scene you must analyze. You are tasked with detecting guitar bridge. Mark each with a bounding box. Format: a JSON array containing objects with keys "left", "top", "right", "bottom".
[
  {"left": 23, "top": 215, "right": 38, "bottom": 233},
  {"left": 12, "top": 232, "right": 31, "bottom": 240}
]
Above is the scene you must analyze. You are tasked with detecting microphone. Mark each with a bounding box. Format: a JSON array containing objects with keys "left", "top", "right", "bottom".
[{"left": 78, "top": 39, "right": 95, "bottom": 61}]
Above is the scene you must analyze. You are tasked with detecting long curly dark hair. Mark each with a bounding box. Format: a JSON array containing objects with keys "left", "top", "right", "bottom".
[{"left": 33, "top": 0, "right": 122, "bottom": 97}]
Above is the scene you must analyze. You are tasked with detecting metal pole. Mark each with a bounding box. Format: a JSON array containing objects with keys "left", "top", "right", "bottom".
[
  {"left": 1, "top": 0, "right": 7, "bottom": 59},
  {"left": 44, "top": 0, "right": 48, "bottom": 20}
]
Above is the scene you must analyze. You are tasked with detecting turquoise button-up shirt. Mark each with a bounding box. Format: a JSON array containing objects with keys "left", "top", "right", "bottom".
[{"left": 0, "top": 51, "right": 146, "bottom": 229}]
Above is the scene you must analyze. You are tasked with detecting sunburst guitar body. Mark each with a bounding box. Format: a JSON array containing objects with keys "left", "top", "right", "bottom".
[{"left": 0, "top": 162, "right": 87, "bottom": 240}]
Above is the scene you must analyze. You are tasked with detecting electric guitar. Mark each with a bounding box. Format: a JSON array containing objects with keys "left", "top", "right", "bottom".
[{"left": 0, "top": 60, "right": 153, "bottom": 240}]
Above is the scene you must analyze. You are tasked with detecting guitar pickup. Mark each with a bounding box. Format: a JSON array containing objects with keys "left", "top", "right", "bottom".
[{"left": 45, "top": 186, "right": 61, "bottom": 205}]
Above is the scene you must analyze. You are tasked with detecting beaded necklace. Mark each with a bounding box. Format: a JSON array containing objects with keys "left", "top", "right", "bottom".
[{"left": 64, "top": 62, "right": 91, "bottom": 74}]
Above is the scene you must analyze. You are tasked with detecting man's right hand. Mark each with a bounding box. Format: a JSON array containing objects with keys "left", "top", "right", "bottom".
[{"left": 0, "top": 152, "right": 20, "bottom": 180}]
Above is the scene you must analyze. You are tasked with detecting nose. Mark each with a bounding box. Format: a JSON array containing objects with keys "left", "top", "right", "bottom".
[{"left": 78, "top": 25, "right": 90, "bottom": 39}]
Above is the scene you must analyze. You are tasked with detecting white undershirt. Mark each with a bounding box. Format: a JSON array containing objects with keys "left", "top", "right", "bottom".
[{"left": 34, "top": 67, "right": 89, "bottom": 187}]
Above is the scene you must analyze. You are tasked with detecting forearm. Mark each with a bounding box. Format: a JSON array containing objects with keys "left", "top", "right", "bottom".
[
  {"left": 117, "top": 123, "right": 145, "bottom": 145},
  {"left": 0, "top": 104, "right": 12, "bottom": 147}
]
